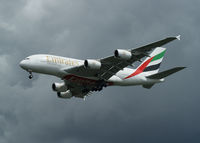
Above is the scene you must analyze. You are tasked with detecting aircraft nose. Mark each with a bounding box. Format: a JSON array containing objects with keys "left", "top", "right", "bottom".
[{"left": 19, "top": 60, "right": 27, "bottom": 69}]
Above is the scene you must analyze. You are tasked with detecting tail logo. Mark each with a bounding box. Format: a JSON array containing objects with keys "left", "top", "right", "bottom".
[{"left": 124, "top": 50, "right": 166, "bottom": 79}]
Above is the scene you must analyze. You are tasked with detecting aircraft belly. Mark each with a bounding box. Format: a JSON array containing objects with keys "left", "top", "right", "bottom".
[{"left": 111, "top": 77, "right": 145, "bottom": 86}]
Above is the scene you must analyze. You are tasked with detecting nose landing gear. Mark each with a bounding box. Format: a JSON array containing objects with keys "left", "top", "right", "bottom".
[{"left": 28, "top": 71, "right": 33, "bottom": 79}]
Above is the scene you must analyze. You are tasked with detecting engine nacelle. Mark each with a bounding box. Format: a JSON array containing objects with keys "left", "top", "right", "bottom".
[
  {"left": 52, "top": 82, "right": 68, "bottom": 92},
  {"left": 57, "top": 90, "right": 72, "bottom": 99},
  {"left": 84, "top": 59, "right": 101, "bottom": 70},
  {"left": 114, "top": 49, "right": 132, "bottom": 60}
]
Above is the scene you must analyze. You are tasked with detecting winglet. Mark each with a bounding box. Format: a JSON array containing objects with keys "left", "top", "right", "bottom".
[{"left": 176, "top": 35, "right": 181, "bottom": 40}]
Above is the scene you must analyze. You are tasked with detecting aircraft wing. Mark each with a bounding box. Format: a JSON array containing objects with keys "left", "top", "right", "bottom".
[
  {"left": 63, "top": 35, "right": 180, "bottom": 81},
  {"left": 98, "top": 35, "right": 181, "bottom": 80}
]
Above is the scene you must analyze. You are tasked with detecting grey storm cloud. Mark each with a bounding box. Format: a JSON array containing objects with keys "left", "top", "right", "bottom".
[{"left": 0, "top": 0, "right": 199, "bottom": 143}]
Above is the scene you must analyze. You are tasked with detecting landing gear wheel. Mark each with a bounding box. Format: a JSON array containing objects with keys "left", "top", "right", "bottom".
[
  {"left": 28, "top": 71, "right": 33, "bottom": 79},
  {"left": 98, "top": 87, "right": 103, "bottom": 91},
  {"left": 29, "top": 75, "right": 33, "bottom": 79}
]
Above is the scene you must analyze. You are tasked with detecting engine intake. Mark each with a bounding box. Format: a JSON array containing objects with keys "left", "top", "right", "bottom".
[
  {"left": 52, "top": 82, "right": 68, "bottom": 92},
  {"left": 84, "top": 59, "right": 101, "bottom": 70},
  {"left": 114, "top": 49, "right": 132, "bottom": 60},
  {"left": 57, "top": 90, "right": 72, "bottom": 99}
]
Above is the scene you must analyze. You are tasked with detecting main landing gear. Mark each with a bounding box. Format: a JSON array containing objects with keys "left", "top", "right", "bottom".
[{"left": 91, "top": 80, "right": 107, "bottom": 92}]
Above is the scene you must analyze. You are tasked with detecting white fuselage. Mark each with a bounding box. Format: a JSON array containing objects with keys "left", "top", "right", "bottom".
[{"left": 19, "top": 54, "right": 163, "bottom": 87}]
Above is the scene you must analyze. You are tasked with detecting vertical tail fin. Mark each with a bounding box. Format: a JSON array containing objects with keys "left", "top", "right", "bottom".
[
  {"left": 142, "top": 47, "right": 166, "bottom": 76},
  {"left": 124, "top": 47, "right": 166, "bottom": 79}
]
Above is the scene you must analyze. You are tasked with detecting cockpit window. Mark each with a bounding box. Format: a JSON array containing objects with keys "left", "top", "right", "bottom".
[{"left": 25, "top": 57, "right": 30, "bottom": 60}]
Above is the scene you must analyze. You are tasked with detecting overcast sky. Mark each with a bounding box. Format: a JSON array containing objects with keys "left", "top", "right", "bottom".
[{"left": 0, "top": 0, "right": 199, "bottom": 143}]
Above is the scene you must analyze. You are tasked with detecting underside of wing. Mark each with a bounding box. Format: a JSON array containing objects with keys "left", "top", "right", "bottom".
[{"left": 62, "top": 74, "right": 109, "bottom": 98}]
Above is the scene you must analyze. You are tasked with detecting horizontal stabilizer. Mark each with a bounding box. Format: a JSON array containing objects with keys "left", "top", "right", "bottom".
[
  {"left": 146, "top": 67, "right": 186, "bottom": 79},
  {"left": 142, "top": 84, "right": 155, "bottom": 89}
]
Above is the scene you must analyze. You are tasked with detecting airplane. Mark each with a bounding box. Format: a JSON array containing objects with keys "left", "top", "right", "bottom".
[{"left": 19, "top": 35, "right": 185, "bottom": 99}]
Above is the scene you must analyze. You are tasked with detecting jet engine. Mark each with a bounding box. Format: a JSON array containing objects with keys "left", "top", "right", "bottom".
[
  {"left": 114, "top": 49, "right": 132, "bottom": 60},
  {"left": 57, "top": 90, "right": 73, "bottom": 99},
  {"left": 84, "top": 59, "right": 101, "bottom": 70},
  {"left": 52, "top": 82, "right": 68, "bottom": 92}
]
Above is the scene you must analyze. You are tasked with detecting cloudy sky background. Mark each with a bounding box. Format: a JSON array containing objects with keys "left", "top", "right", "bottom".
[{"left": 0, "top": 0, "right": 199, "bottom": 143}]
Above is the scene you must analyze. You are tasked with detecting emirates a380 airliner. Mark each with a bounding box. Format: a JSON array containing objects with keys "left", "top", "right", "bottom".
[{"left": 20, "top": 35, "right": 185, "bottom": 99}]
